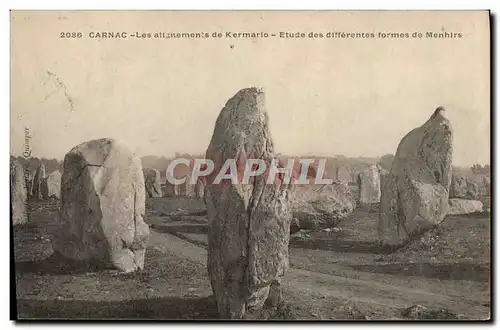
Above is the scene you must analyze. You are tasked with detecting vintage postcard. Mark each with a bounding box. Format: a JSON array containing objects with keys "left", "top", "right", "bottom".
[{"left": 10, "top": 10, "right": 491, "bottom": 320}]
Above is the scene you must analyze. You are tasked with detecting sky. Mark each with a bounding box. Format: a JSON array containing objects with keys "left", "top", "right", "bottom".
[{"left": 10, "top": 11, "right": 490, "bottom": 167}]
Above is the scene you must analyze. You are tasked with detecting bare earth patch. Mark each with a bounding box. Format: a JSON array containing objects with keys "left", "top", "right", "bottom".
[{"left": 14, "top": 196, "right": 490, "bottom": 320}]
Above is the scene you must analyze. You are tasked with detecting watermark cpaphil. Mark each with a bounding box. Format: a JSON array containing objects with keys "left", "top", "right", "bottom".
[{"left": 165, "top": 157, "right": 334, "bottom": 186}]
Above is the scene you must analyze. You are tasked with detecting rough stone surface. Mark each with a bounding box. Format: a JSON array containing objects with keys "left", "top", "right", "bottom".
[
  {"left": 11, "top": 160, "right": 28, "bottom": 225},
  {"left": 379, "top": 107, "right": 453, "bottom": 247},
  {"left": 52, "top": 138, "right": 150, "bottom": 273},
  {"left": 291, "top": 182, "right": 356, "bottom": 230},
  {"left": 143, "top": 168, "right": 163, "bottom": 198},
  {"left": 205, "top": 87, "right": 293, "bottom": 319},
  {"left": 32, "top": 162, "right": 46, "bottom": 199},
  {"left": 41, "top": 170, "right": 62, "bottom": 199},
  {"left": 358, "top": 164, "right": 382, "bottom": 205},
  {"left": 401, "top": 304, "right": 465, "bottom": 320},
  {"left": 448, "top": 198, "right": 484, "bottom": 215}
]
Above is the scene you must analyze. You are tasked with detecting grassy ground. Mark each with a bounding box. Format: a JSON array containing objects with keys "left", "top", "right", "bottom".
[{"left": 13, "top": 195, "right": 491, "bottom": 320}]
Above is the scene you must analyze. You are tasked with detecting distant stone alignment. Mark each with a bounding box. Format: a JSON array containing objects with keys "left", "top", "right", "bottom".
[
  {"left": 358, "top": 164, "right": 382, "bottom": 206},
  {"left": 11, "top": 160, "right": 28, "bottom": 225},
  {"left": 379, "top": 107, "right": 453, "bottom": 247},
  {"left": 32, "top": 162, "right": 46, "bottom": 199},
  {"left": 26, "top": 170, "right": 35, "bottom": 198},
  {"left": 205, "top": 87, "right": 293, "bottom": 319},
  {"left": 164, "top": 180, "right": 179, "bottom": 197},
  {"left": 41, "top": 170, "right": 62, "bottom": 199},
  {"left": 448, "top": 198, "right": 483, "bottom": 215},
  {"left": 53, "top": 138, "right": 150, "bottom": 273},
  {"left": 143, "top": 168, "right": 163, "bottom": 198},
  {"left": 195, "top": 177, "right": 205, "bottom": 198}
]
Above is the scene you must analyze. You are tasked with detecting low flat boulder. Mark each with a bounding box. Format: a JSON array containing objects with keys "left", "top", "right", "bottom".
[
  {"left": 291, "top": 182, "right": 356, "bottom": 231},
  {"left": 447, "top": 198, "right": 484, "bottom": 215}
]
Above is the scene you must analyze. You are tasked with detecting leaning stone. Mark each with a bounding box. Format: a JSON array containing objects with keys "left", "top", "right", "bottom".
[{"left": 379, "top": 107, "right": 453, "bottom": 247}]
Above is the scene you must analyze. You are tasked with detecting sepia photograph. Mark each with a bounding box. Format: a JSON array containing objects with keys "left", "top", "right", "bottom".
[{"left": 9, "top": 10, "right": 491, "bottom": 320}]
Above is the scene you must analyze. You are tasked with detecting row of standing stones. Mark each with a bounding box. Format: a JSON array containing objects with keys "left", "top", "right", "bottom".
[
  {"left": 143, "top": 167, "right": 206, "bottom": 198},
  {"left": 10, "top": 87, "right": 486, "bottom": 318}
]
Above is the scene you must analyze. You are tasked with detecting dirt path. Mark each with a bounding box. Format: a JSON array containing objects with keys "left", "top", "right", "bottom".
[
  {"left": 15, "top": 199, "right": 489, "bottom": 320},
  {"left": 149, "top": 230, "right": 488, "bottom": 319}
]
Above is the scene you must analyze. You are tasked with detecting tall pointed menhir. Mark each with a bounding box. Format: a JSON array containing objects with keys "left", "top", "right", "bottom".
[
  {"left": 204, "top": 87, "right": 293, "bottom": 319},
  {"left": 378, "top": 106, "right": 453, "bottom": 247}
]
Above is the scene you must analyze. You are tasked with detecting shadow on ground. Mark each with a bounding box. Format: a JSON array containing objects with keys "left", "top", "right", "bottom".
[
  {"left": 15, "top": 251, "right": 115, "bottom": 275},
  {"left": 16, "top": 296, "right": 219, "bottom": 320},
  {"left": 349, "top": 262, "right": 490, "bottom": 282},
  {"left": 289, "top": 236, "right": 404, "bottom": 254},
  {"left": 151, "top": 223, "right": 208, "bottom": 234}
]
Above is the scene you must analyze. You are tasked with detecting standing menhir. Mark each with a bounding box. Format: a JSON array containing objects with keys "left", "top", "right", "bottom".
[
  {"left": 205, "top": 87, "right": 293, "bottom": 319},
  {"left": 166, "top": 161, "right": 194, "bottom": 197},
  {"left": 194, "top": 177, "right": 205, "bottom": 198},
  {"left": 379, "top": 106, "right": 453, "bottom": 247},
  {"left": 450, "top": 173, "right": 468, "bottom": 198},
  {"left": 11, "top": 160, "right": 28, "bottom": 225},
  {"left": 52, "top": 138, "right": 150, "bottom": 273},
  {"left": 178, "top": 175, "right": 194, "bottom": 196},
  {"left": 25, "top": 171, "right": 35, "bottom": 198},
  {"left": 358, "top": 164, "right": 382, "bottom": 206},
  {"left": 41, "top": 170, "right": 62, "bottom": 199},
  {"left": 32, "top": 162, "right": 46, "bottom": 199},
  {"left": 143, "top": 168, "right": 163, "bottom": 198},
  {"left": 175, "top": 162, "right": 195, "bottom": 197}
]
